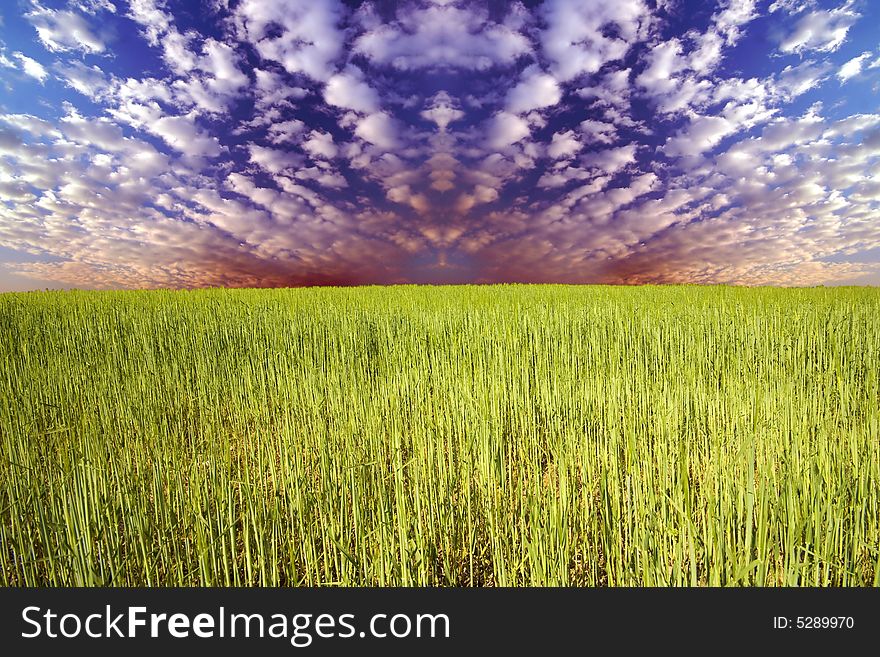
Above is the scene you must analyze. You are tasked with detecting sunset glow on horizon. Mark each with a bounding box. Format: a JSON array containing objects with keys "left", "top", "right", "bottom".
[{"left": 1, "top": 0, "right": 879, "bottom": 290}]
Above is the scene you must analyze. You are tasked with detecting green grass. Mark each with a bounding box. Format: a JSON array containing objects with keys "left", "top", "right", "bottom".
[{"left": 1, "top": 284, "right": 878, "bottom": 586}]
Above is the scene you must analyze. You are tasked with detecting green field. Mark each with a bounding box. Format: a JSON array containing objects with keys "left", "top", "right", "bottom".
[{"left": 1, "top": 285, "right": 878, "bottom": 586}]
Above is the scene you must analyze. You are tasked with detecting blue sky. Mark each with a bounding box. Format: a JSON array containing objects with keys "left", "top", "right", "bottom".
[{"left": 0, "top": 0, "right": 878, "bottom": 289}]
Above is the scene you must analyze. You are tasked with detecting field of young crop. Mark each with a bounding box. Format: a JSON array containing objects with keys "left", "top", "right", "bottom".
[{"left": 1, "top": 285, "right": 878, "bottom": 586}]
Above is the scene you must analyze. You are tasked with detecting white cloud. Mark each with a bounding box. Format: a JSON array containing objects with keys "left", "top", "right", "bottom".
[
  {"left": 159, "top": 30, "right": 197, "bottom": 74},
  {"left": 688, "top": 32, "right": 724, "bottom": 76},
  {"left": 0, "top": 113, "right": 59, "bottom": 138},
  {"left": 58, "top": 110, "right": 127, "bottom": 152},
  {"left": 662, "top": 115, "right": 735, "bottom": 158},
  {"left": 688, "top": 0, "right": 758, "bottom": 74},
  {"left": 151, "top": 113, "right": 222, "bottom": 158},
  {"left": 324, "top": 68, "right": 380, "bottom": 114},
  {"left": 774, "top": 60, "right": 832, "bottom": 99},
  {"left": 576, "top": 68, "right": 632, "bottom": 112},
  {"left": 354, "top": 112, "right": 399, "bottom": 150},
  {"left": 769, "top": 0, "right": 808, "bottom": 13},
  {"left": 267, "top": 119, "right": 305, "bottom": 145},
  {"left": 486, "top": 112, "right": 530, "bottom": 149},
  {"left": 127, "top": 0, "right": 170, "bottom": 45},
  {"left": 636, "top": 39, "right": 683, "bottom": 96},
  {"left": 71, "top": 0, "right": 117, "bottom": 15},
  {"left": 253, "top": 69, "right": 309, "bottom": 109},
  {"left": 541, "top": 0, "right": 650, "bottom": 82},
  {"left": 235, "top": 0, "right": 345, "bottom": 82},
  {"left": 537, "top": 165, "right": 591, "bottom": 189},
  {"left": 200, "top": 39, "right": 249, "bottom": 96},
  {"left": 387, "top": 184, "right": 429, "bottom": 213},
  {"left": 164, "top": 38, "right": 249, "bottom": 114},
  {"left": 547, "top": 131, "right": 582, "bottom": 159},
  {"left": 455, "top": 184, "right": 499, "bottom": 213},
  {"left": 54, "top": 61, "right": 112, "bottom": 99},
  {"left": 12, "top": 53, "right": 48, "bottom": 83},
  {"left": 506, "top": 68, "right": 562, "bottom": 114},
  {"left": 580, "top": 120, "right": 618, "bottom": 145},
  {"left": 354, "top": 3, "right": 530, "bottom": 71},
  {"left": 25, "top": 3, "right": 106, "bottom": 54},
  {"left": 248, "top": 144, "right": 303, "bottom": 174},
  {"left": 712, "top": 0, "right": 759, "bottom": 46},
  {"left": 420, "top": 91, "right": 464, "bottom": 132},
  {"left": 108, "top": 97, "right": 222, "bottom": 159},
  {"left": 581, "top": 144, "right": 638, "bottom": 176},
  {"left": 837, "top": 51, "right": 872, "bottom": 82},
  {"left": 293, "top": 166, "right": 347, "bottom": 189},
  {"left": 779, "top": 3, "right": 859, "bottom": 54},
  {"left": 302, "top": 131, "right": 338, "bottom": 160}
]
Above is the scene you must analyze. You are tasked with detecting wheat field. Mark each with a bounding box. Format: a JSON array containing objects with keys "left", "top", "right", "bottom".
[{"left": 1, "top": 285, "right": 878, "bottom": 586}]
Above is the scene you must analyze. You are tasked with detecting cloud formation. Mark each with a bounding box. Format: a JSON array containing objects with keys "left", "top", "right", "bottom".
[{"left": 0, "top": 0, "right": 879, "bottom": 290}]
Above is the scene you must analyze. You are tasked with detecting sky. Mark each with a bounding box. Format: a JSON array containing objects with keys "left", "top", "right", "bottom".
[{"left": 0, "top": 0, "right": 878, "bottom": 290}]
